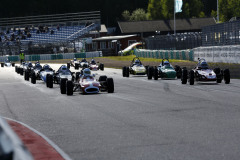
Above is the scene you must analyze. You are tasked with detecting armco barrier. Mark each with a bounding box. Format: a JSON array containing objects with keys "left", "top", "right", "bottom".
[
  {"left": 193, "top": 45, "right": 240, "bottom": 63},
  {"left": 0, "top": 117, "right": 33, "bottom": 160},
  {"left": 0, "top": 51, "right": 102, "bottom": 62},
  {"left": 134, "top": 49, "right": 194, "bottom": 61}
]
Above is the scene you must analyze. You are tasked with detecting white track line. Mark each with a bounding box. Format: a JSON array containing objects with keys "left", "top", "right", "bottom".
[{"left": 3, "top": 117, "right": 72, "bottom": 160}]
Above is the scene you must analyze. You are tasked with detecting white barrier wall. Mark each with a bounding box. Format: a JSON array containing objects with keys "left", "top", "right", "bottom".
[{"left": 193, "top": 45, "right": 240, "bottom": 63}]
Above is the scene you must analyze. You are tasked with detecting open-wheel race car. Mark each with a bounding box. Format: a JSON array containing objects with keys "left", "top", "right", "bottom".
[
  {"left": 89, "top": 59, "right": 104, "bottom": 71},
  {"left": 122, "top": 57, "right": 147, "bottom": 77},
  {"left": 79, "top": 58, "right": 89, "bottom": 68},
  {"left": 147, "top": 59, "right": 182, "bottom": 80},
  {"left": 61, "top": 68, "right": 114, "bottom": 96},
  {"left": 67, "top": 58, "right": 80, "bottom": 70},
  {"left": 53, "top": 65, "right": 74, "bottom": 94},
  {"left": 29, "top": 64, "right": 55, "bottom": 88},
  {"left": 15, "top": 62, "right": 27, "bottom": 75},
  {"left": 1, "top": 59, "right": 15, "bottom": 67},
  {"left": 181, "top": 58, "right": 230, "bottom": 85}
]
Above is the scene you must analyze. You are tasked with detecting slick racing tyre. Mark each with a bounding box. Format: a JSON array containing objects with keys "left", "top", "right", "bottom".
[
  {"left": 20, "top": 68, "right": 24, "bottom": 76},
  {"left": 153, "top": 67, "right": 158, "bottom": 80},
  {"left": 224, "top": 69, "right": 230, "bottom": 84},
  {"left": 48, "top": 75, "right": 53, "bottom": 88},
  {"left": 15, "top": 66, "right": 18, "bottom": 72},
  {"left": 181, "top": 69, "right": 188, "bottom": 84},
  {"left": 1, "top": 63, "right": 4, "bottom": 67},
  {"left": 100, "top": 63, "right": 104, "bottom": 71},
  {"left": 175, "top": 65, "right": 182, "bottom": 79},
  {"left": 99, "top": 75, "right": 107, "bottom": 82},
  {"left": 12, "top": 63, "right": 15, "bottom": 67},
  {"left": 126, "top": 67, "right": 129, "bottom": 77},
  {"left": 189, "top": 70, "right": 194, "bottom": 85},
  {"left": 147, "top": 67, "right": 153, "bottom": 80},
  {"left": 60, "top": 78, "right": 67, "bottom": 94},
  {"left": 107, "top": 78, "right": 114, "bottom": 93},
  {"left": 214, "top": 68, "right": 222, "bottom": 83},
  {"left": 67, "top": 63, "right": 70, "bottom": 69},
  {"left": 66, "top": 80, "right": 73, "bottom": 96},
  {"left": 122, "top": 66, "right": 126, "bottom": 77},
  {"left": 31, "top": 71, "right": 36, "bottom": 84},
  {"left": 25, "top": 71, "right": 29, "bottom": 81},
  {"left": 46, "top": 74, "right": 50, "bottom": 88},
  {"left": 75, "top": 63, "right": 79, "bottom": 70}
]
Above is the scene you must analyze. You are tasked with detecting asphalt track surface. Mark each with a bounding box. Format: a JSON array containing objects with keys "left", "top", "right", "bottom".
[{"left": 0, "top": 64, "right": 240, "bottom": 160}]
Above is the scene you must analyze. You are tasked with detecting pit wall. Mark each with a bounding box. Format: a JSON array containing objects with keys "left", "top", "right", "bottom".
[
  {"left": 193, "top": 45, "right": 240, "bottom": 64},
  {"left": 134, "top": 49, "right": 194, "bottom": 61},
  {"left": 0, "top": 51, "right": 102, "bottom": 62}
]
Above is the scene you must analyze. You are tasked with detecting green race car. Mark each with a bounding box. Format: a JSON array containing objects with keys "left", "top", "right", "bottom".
[
  {"left": 147, "top": 59, "right": 182, "bottom": 80},
  {"left": 122, "top": 57, "right": 147, "bottom": 77}
]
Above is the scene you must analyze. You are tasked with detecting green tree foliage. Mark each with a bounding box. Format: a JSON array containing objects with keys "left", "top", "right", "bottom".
[
  {"left": 219, "top": 0, "right": 240, "bottom": 21},
  {"left": 122, "top": 10, "right": 131, "bottom": 21},
  {"left": 122, "top": 9, "right": 147, "bottom": 21},
  {"left": 148, "top": 0, "right": 204, "bottom": 20}
]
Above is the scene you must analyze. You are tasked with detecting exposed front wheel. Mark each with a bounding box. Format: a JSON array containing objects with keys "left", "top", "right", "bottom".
[
  {"left": 107, "top": 78, "right": 114, "bottom": 93},
  {"left": 66, "top": 81, "right": 73, "bottom": 95},
  {"left": 224, "top": 69, "right": 230, "bottom": 84},
  {"left": 181, "top": 69, "right": 188, "bottom": 84},
  {"left": 189, "top": 70, "right": 194, "bottom": 85}
]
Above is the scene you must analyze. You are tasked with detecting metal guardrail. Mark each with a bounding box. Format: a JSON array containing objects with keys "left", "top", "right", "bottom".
[
  {"left": 193, "top": 45, "right": 240, "bottom": 63},
  {"left": 0, "top": 51, "right": 102, "bottom": 62},
  {"left": 134, "top": 49, "right": 194, "bottom": 61},
  {"left": 0, "top": 117, "right": 33, "bottom": 160}
]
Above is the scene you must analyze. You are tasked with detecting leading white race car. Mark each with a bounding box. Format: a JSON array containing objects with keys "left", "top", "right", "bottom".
[
  {"left": 181, "top": 58, "right": 230, "bottom": 85},
  {"left": 1, "top": 59, "right": 15, "bottom": 67},
  {"left": 62, "top": 68, "right": 114, "bottom": 95}
]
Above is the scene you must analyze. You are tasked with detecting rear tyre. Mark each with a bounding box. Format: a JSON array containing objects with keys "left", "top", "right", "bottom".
[
  {"left": 12, "top": 63, "right": 15, "bottom": 67},
  {"left": 48, "top": 75, "right": 53, "bottom": 88},
  {"left": 189, "top": 70, "right": 194, "bottom": 85},
  {"left": 1, "top": 63, "right": 4, "bottom": 67},
  {"left": 181, "top": 69, "right": 188, "bottom": 84},
  {"left": 67, "top": 63, "right": 70, "bottom": 69},
  {"left": 25, "top": 71, "right": 29, "bottom": 81},
  {"left": 175, "top": 65, "right": 182, "bottom": 79},
  {"left": 31, "top": 72, "right": 36, "bottom": 84},
  {"left": 224, "top": 69, "right": 230, "bottom": 84},
  {"left": 148, "top": 67, "right": 153, "bottom": 80},
  {"left": 46, "top": 74, "right": 50, "bottom": 88},
  {"left": 66, "top": 81, "right": 73, "bottom": 95},
  {"left": 107, "top": 78, "right": 114, "bottom": 93},
  {"left": 126, "top": 67, "right": 129, "bottom": 77},
  {"left": 99, "top": 75, "right": 107, "bottom": 82},
  {"left": 122, "top": 66, "right": 126, "bottom": 77},
  {"left": 20, "top": 68, "right": 24, "bottom": 76},
  {"left": 153, "top": 67, "right": 158, "bottom": 80},
  {"left": 75, "top": 63, "right": 79, "bottom": 70},
  {"left": 100, "top": 63, "right": 104, "bottom": 71},
  {"left": 60, "top": 79, "right": 67, "bottom": 94},
  {"left": 15, "top": 66, "right": 18, "bottom": 72},
  {"left": 145, "top": 66, "right": 149, "bottom": 75}
]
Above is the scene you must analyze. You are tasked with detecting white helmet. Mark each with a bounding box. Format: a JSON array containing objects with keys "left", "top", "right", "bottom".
[{"left": 83, "top": 68, "right": 91, "bottom": 76}]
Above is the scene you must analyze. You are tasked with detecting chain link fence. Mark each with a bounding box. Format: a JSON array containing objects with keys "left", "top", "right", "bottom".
[
  {"left": 145, "top": 33, "right": 202, "bottom": 50},
  {"left": 202, "top": 20, "right": 240, "bottom": 46}
]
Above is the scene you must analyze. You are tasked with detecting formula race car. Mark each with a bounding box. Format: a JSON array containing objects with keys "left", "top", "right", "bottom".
[
  {"left": 67, "top": 58, "right": 80, "bottom": 70},
  {"left": 147, "top": 59, "right": 182, "bottom": 80},
  {"left": 61, "top": 68, "right": 114, "bottom": 95},
  {"left": 1, "top": 59, "right": 15, "bottom": 67},
  {"left": 29, "top": 64, "right": 54, "bottom": 88},
  {"left": 27, "top": 63, "right": 43, "bottom": 83},
  {"left": 15, "top": 62, "right": 27, "bottom": 75},
  {"left": 53, "top": 65, "right": 74, "bottom": 94},
  {"left": 181, "top": 58, "right": 230, "bottom": 85},
  {"left": 79, "top": 58, "right": 89, "bottom": 68},
  {"left": 122, "top": 57, "right": 147, "bottom": 77},
  {"left": 89, "top": 59, "right": 104, "bottom": 71}
]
